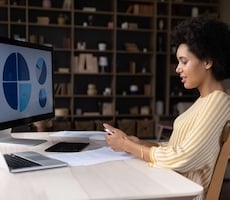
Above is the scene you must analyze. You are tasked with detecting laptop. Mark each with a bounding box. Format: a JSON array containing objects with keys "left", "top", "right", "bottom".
[{"left": 3, "top": 151, "right": 68, "bottom": 173}]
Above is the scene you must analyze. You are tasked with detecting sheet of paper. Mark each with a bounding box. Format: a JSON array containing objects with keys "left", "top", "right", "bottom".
[
  {"left": 50, "top": 131, "right": 107, "bottom": 138},
  {"left": 48, "top": 147, "right": 134, "bottom": 166},
  {"left": 0, "top": 153, "right": 9, "bottom": 170}
]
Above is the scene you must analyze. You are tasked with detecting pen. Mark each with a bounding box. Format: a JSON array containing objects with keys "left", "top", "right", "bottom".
[{"left": 104, "top": 128, "right": 114, "bottom": 135}]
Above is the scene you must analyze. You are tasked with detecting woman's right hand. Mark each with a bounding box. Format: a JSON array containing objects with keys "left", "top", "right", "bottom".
[
  {"left": 127, "top": 135, "right": 140, "bottom": 143},
  {"left": 103, "top": 123, "right": 128, "bottom": 151}
]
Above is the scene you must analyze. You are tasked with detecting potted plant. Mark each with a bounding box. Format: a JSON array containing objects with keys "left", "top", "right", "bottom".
[{"left": 57, "top": 13, "right": 69, "bottom": 25}]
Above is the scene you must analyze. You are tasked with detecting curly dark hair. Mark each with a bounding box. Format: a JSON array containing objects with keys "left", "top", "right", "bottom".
[{"left": 171, "top": 17, "right": 230, "bottom": 80}]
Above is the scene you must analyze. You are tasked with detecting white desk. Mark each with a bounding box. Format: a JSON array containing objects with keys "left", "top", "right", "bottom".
[{"left": 0, "top": 132, "right": 203, "bottom": 200}]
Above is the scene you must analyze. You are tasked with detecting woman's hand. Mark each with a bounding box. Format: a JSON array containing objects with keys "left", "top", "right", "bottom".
[
  {"left": 127, "top": 135, "right": 140, "bottom": 143},
  {"left": 103, "top": 123, "right": 128, "bottom": 152}
]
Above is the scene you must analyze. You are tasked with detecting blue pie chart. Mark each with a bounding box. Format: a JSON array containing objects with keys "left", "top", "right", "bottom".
[
  {"left": 36, "top": 58, "right": 47, "bottom": 107},
  {"left": 3, "top": 52, "right": 31, "bottom": 112},
  {"left": 39, "top": 88, "right": 47, "bottom": 108},
  {"left": 36, "top": 58, "right": 47, "bottom": 85}
]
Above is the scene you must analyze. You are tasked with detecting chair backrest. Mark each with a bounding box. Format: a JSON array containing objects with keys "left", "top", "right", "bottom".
[{"left": 206, "top": 120, "right": 230, "bottom": 200}]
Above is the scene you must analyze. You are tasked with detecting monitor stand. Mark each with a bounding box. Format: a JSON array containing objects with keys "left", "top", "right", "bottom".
[{"left": 0, "top": 129, "right": 47, "bottom": 146}]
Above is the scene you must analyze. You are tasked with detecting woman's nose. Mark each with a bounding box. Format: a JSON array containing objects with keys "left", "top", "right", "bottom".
[{"left": 175, "top": 64, "right": 181, "bottom": 74}]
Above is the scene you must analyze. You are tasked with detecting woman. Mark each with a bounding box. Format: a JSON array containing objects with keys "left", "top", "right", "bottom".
[{"left": 104, "top": 18, "right": 230, "bottom": 199}]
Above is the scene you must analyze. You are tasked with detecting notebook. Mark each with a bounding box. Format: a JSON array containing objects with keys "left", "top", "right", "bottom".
[{"left": 3, "top": 151, "right": 68, "bottom": 173}]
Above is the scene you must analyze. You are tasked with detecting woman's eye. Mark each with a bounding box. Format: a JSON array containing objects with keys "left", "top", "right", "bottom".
[{"left": 181, "top": 59, "right": 187, "bottom": 65}]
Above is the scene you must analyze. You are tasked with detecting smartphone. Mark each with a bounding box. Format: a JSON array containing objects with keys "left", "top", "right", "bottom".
[{"left": 104, "top": 128, "right": 114, "bottom": 135}]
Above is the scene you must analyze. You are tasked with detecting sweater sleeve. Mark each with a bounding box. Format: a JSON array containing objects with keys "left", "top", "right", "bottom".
[{"left": 150, "top": 92, "right": 230, "bottom": 173}]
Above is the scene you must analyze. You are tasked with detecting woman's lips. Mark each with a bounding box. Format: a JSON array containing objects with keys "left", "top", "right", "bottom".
[{"left": 180, "top": 76, "right": 186, "bottom": 83}]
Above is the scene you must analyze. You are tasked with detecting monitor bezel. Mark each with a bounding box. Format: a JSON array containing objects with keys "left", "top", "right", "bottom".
[{"left": 0, "top": 37, "right": 55, "bottom": 131}]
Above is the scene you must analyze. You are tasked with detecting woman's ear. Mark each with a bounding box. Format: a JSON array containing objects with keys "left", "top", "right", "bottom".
[{"left": 204, "top": 59, "right": 213, "bottom": 70}]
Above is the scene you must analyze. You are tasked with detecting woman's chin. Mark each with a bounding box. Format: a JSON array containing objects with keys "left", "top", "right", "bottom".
[{"left": 183, "top": 83, "right": 193, "bottom": 89}]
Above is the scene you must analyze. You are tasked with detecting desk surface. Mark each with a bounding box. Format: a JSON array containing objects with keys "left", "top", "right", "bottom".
[{"left": 0, "top": 132, "right": 203, "bottom": 200}]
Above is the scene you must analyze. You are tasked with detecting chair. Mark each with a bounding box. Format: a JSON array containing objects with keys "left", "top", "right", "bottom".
[
  {"left": 206, "top": 120, "right": 230, "bottom": 200},
  {"left": 156, "top": 124, "right": 173, "bottom": 141},
  {"left": 155, "top": 115, "right": 174, "bottom": 141}
]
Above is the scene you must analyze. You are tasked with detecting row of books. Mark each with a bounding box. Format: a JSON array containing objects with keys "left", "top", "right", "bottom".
[
  {"left": 126, "top": 4, "right": 153, "bottom": 15},
  {"left": 54, "top": 83, "right": 71, "bottom": 95}
]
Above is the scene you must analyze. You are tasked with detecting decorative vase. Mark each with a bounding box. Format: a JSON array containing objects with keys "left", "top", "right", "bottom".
[
  {"left": 58, "top": 17, "right": 65, "bottom": 25},
  {"left": 42, "top": 0, "right": 51, "bottom": 8},
  {"left": 87, "top": 84, "right": 97, "bottom": 96}
]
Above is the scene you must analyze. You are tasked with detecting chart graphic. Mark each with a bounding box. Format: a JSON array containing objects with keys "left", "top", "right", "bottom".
[
  {"left": 36, "top": 58, "right": 48, "bottom": 108},
  {"left": 36, "top": 58, "right": 47, "bottom": 85},
  {"left": 39, "top": 88, "right": 47, "bottom": 108},
  {"left": 3, "top": 53, "right": 31, "bottom": 112}
]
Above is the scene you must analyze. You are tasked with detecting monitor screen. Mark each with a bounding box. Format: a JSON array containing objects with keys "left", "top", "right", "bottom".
[{"left": 0, "top": 37, "right": 54, "bottom": 145}]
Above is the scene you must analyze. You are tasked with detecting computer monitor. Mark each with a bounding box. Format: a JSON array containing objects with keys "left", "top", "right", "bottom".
[{"left": 0, "top": 37, "right": 54, "bottom": 145}]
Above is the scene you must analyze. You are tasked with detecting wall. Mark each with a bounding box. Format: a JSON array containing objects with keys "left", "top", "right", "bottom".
[
  {"left": 219, "top": 0, "right": 230, "bottom": 95},
  {"left": 220, "top": 0, "right": 230, "bottom": 24}
]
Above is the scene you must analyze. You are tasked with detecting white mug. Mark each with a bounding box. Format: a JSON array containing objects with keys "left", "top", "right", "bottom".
[{"left": 98, "top": 43, "right": 106, "bottom": 51}]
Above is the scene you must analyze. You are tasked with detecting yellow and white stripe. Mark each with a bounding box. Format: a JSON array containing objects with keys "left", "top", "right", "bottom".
[{"left": 150, "top": 91, "right": 230, "bottom": 199}]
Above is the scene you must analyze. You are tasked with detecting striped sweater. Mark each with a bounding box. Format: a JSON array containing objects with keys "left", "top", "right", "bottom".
[{"left": 150, "top": 90, "right": 230, "bottom": 199}]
